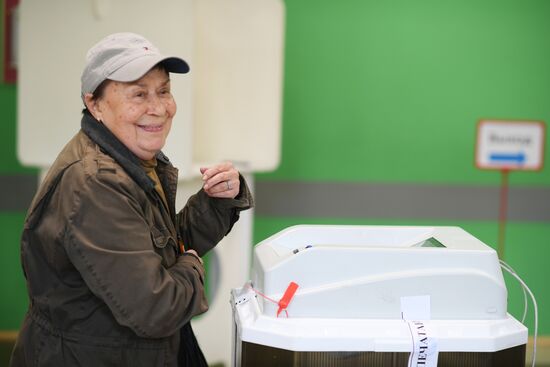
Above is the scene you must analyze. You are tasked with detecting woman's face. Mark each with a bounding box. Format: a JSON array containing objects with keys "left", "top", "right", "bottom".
[{"left": 89, "top": 67, "right": 177, "bottom": 160}]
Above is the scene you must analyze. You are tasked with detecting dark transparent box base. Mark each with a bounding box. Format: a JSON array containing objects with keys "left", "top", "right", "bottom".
[{"left": 239, "top": 341, "right": 526, "bottom": 367}]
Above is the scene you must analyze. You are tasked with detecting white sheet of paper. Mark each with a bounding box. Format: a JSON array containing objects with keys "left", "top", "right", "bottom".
[{"left": 401, "top": 295, "right": 431, "bottom": 320}]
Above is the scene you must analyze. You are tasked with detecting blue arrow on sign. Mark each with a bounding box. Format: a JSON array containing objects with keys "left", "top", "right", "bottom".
[{"left": 489, "top": 152, "right": 526, "bottom": 164}]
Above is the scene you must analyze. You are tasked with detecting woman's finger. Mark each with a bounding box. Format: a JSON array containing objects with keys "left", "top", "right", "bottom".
[{"left": 204, "top": 176, "right": 240, "bottom": 198}]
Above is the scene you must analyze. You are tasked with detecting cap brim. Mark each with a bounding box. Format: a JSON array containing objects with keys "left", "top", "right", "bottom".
[{"left": 108, "top": 55, "right": 189, "bottom": 82}]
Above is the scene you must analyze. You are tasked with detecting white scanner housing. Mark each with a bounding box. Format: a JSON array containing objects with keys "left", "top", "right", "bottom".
[{"left": 251, "top": 225, "right": 506, "bottom": 320}]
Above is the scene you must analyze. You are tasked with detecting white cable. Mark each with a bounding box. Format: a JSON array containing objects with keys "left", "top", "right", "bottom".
[
  {"left": 500, "top": 261, "right": 529, "bottom": 323},
  {"left": 500, "top": 260, "right": 537, "bottom": 365},
  {"left": 521, "top": 286, "right": 528, "bottom": 324},
  {"left": 500, "top": 260, "right": 537, "bottom": 367}
]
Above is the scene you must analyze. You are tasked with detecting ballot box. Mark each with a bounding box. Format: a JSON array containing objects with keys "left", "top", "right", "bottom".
[{"left": 231, "top": 225, "right": 527, "bottom": 367}]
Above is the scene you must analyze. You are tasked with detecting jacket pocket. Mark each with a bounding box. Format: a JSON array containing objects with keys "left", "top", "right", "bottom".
[
  {"left": 151, "top": 226, "right": 172, "bottom": 248},
  {"left": 151, "top": 226, "right": 177, "bottom": 267}
]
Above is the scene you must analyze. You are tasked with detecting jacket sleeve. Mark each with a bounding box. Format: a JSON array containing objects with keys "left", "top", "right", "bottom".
[
  {"left": 63, "top": 165, "right": 207, "bottom": 339},
  {"left": 177, "top": 174, "right": 254, "bottom": 257}
]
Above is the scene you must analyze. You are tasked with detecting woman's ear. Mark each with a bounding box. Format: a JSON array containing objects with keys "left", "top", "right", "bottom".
[{"left": 84, "top": 93, "right": 103, "bottom": 122}]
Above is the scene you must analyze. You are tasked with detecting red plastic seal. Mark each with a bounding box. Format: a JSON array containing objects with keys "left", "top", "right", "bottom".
[{"left": 277, "top": 282, "right": 299, "bottom": 317}]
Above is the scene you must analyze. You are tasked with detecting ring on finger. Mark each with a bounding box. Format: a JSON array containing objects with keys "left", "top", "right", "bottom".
[{"left": 226, "top": 180, "right": 231, "bottom": 190}]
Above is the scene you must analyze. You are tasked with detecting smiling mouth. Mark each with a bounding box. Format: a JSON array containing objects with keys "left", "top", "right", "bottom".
[{"left": 138, "top": 124, "right": 163, "bottom": 132}]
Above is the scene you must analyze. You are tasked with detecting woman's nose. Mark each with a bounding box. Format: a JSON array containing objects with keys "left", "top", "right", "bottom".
[{"left": 147, "top": 94, "right": 167, "bottom": 115}]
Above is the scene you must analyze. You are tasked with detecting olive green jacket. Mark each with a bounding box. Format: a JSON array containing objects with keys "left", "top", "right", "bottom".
[{"left": 10, "top": 112, "right": 253, "bottom": 367}]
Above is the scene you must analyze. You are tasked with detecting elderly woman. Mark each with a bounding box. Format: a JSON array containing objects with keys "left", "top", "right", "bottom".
[{"left": 10, "top": 33, "right": 253, "bottom": 367}]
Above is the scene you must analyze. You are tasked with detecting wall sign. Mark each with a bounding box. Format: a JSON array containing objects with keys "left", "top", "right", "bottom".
[
  {"left": 475, "top": 119, "right": 545, "bottom": 171},
  {"left": 475, "top": 119, "right": 546, "bottom": 259}
]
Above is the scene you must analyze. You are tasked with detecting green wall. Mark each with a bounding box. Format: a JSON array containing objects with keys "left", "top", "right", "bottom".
[
  {"left": 260, "top": 0, "right": 550, "bottom": 184},
  {"left": 0, "top": 0, "right": 549, "bottom": 341},
  {"left": 0, "top": 213, "right": 28, "bottom": 328}
]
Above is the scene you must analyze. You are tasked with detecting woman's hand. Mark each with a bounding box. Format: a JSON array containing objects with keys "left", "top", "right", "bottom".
[
  {"left": 200, "top": 162, "right": 240, "bottom": 199},
  {"left": 185, "top": 249, "right": 203, "bottom": 264}
]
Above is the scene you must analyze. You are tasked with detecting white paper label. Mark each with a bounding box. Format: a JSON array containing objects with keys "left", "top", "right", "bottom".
[{"left": 406, "top": 321, "right": 439, "bottom": 367}]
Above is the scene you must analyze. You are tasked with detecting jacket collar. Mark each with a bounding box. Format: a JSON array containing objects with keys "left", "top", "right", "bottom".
[{"left": 81, "top": 111, "right": 158, "bottom": 193}]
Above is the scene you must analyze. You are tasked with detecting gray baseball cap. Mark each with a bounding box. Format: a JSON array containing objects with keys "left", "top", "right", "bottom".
[{"left": 81, "top": 32, "right": 189, "bottom": 98}]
